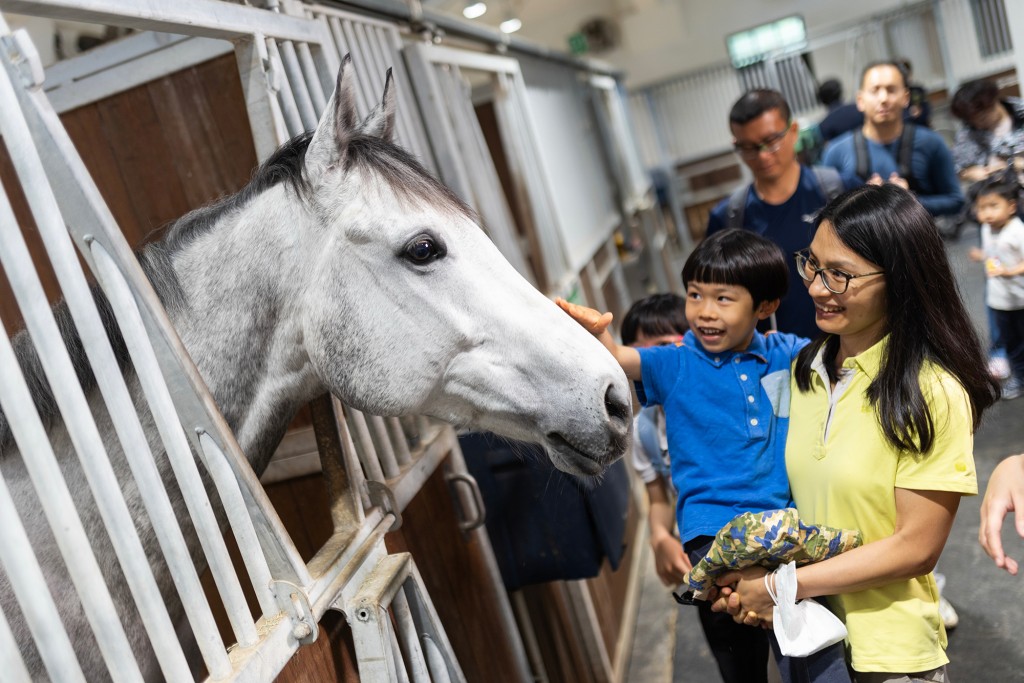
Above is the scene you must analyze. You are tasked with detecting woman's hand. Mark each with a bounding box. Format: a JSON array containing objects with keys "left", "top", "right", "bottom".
[
  {"left": 980, "top": 454, "right": 1024, "bottom": 574},
  {"left": 711, "top": 566, "right": 773, "bottom": 627}
]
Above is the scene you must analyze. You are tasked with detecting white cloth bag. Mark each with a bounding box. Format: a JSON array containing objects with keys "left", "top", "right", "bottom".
[{"left": 768, "top": 561, "right": 848, "bottom": 657}]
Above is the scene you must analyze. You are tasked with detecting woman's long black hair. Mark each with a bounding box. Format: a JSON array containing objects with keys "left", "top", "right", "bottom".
[{"left": 794, "top": 184, "right": 1000, "bottom": 453}]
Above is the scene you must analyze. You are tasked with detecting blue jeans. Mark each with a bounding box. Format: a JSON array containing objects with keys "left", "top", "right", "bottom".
[{"left": 769, "top": 616, "right": 852, "bottom": 683}]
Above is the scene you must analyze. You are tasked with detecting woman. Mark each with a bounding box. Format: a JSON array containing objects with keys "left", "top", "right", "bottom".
[
  {"left": 950, "top": 78, "right": 1024, "bottom": 183},
  {"left": 713, "top": 184, "right": 1000, "bottom": 681}
]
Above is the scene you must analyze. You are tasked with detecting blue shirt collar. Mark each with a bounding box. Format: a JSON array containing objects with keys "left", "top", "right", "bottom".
[{"left": 683, "top": 329, "right": 769, "bottom": 365}]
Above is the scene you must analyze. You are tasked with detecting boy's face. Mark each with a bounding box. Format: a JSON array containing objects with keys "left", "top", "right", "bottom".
[
  {"left": 684, "top": 281, "right": 775, "bottom": 354},
  {"left": 976, "top": 192, "right": 1016, "bottom": 230},
  {"left": 632, "top": 330, "right": 684, "bottom": 348}
]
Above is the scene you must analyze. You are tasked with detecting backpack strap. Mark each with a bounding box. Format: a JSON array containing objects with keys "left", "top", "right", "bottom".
[
  {"left": 810, "top": 165, "right": 844, "bottom": 202},
  {"left": 855, "top": 125, "right": 918, "bottom": 188},
  {"left": 725, "top": 184, "right": 750, "bottom": 229},
  {"left": 897, "top": 123, "right": 917, "bottom": 190},
  {"left": 853, "top": 128, "right": 871, "bottom": 181}
]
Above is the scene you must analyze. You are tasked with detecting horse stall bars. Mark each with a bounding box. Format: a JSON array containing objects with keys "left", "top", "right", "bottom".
[{"left": 0, "top": 7, "right": 469, "bottom": 682}]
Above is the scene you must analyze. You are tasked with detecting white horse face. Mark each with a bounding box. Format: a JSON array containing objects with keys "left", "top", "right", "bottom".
[{"left": 299, "top": 58, "right": 631, "bottom": 475}]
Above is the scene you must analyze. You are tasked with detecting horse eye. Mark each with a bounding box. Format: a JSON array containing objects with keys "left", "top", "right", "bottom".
[{"left": 404, "top": 235, "right": 443, "bottom": 264}]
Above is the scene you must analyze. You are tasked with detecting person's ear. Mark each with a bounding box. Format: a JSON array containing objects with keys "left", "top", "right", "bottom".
[
  {"left": 856, "top": 90, "right": 866, "bottom": 113},
  {"left": 756, "top": 299, "right": 781, "bottom": 321}
]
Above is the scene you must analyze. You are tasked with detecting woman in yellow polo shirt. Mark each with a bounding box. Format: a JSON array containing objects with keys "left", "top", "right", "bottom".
[{"left": 714, "top": 184, "right": 1000, "bottom": 681}]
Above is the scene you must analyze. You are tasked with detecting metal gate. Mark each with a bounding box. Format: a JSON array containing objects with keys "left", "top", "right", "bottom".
[{"left": 0, "top": 2, "right": 476, "bottom": 680}]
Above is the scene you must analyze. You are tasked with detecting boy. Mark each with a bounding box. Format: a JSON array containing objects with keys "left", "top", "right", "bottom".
[
  {"left": 968, "top": 173, "right": 1024, "bottom": 399},
  {"left": 619, "top": 294, "right": 689, "bottom": 586},
  {"left": 558, "top": 229, "right": 810, "bottom": 683}
]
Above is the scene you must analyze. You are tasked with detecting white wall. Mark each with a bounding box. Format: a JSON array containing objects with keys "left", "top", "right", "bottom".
[{"left": 519, "top": 0, "right": 925, "bottom": 88}]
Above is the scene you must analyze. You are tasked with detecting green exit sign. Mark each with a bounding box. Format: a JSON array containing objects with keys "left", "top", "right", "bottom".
[{"left": 568, "top": 32, "right": 588, "bottom": 55}]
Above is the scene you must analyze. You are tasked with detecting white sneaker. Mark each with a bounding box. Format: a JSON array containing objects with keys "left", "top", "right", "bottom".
[
  {"left": 938, "top": 596, "right": 959, "bottom": 630},
  {"left": 989, "top": 356, "right": 1011, "bottom": 380}
]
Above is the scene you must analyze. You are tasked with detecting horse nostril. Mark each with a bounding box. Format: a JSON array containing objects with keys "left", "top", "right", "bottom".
[{"left": 604, "top": 384, "right": 630, "bottom": 427}]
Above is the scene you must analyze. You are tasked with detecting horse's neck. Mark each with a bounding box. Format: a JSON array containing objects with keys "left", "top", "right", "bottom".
[{"left": 168, "top": 189, "right": 323, "bottom": 472}]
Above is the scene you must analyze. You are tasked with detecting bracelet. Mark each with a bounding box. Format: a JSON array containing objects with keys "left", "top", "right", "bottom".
[{"left": 764, "top": 568, "right": 779, "bottom": 605}]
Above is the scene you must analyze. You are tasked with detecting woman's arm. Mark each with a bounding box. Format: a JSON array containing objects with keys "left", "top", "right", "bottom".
[{"left": 714, "top": 487, "right": 960, "bottom": 623}]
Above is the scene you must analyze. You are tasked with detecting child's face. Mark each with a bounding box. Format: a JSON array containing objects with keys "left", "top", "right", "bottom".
[
  {"left": 632, "top": 330, "right": 684, "bottom": 348},
  {"left": 684, "top": 281, "right": 768, "bottom": 353},
  {"left": 976, "top": 192, "right": 1016, "bottom": 229}
]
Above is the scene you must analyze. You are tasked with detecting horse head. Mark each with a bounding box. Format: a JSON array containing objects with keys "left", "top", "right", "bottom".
[{"left": 296, "top": 57, "right": 631, "bottom": 475}]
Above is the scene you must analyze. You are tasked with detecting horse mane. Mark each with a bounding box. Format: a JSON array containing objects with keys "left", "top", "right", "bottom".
[
  {"left": 0, "top": 130, "right": 471, "bottom": 454},
  {"left": 0, "top": 134, "right": 314, "bottom": 454}
]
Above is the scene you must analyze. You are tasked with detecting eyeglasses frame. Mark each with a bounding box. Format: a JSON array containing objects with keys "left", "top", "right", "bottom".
[
  {"left": 733, "top": 125, "right": 792, "bottom": 158},
  {"left": 793, "top": 250, "right": 884, "bottom": 295}
]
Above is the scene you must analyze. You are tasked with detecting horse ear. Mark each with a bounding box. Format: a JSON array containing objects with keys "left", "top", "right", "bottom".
[
  {"left": 358, "top": 68, "right": 396, "bottom": 142},
  {"left": 307, "top": 54, "right": 359, "bottom": 172}
]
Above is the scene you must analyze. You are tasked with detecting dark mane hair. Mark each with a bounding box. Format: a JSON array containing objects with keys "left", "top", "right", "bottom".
[
  {"left": 682, "top": 228, "right": 788, "bottom": 306},
  {"left": 794, "top": 184, "right": 999, "bottom": 453},
  {"left": 620, "top": 293, "right": 688, "bottom": 346}
]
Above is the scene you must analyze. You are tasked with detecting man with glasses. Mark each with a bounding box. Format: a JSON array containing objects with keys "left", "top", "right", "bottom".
[
  {"left": 821, "top": 61, "right": 963, "bottom": 218},
  {"left": 707, "top": 89, "right": 850, "bottom": 340}
]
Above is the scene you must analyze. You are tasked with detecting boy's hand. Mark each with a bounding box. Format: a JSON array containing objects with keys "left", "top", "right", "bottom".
[
  {"left": 650, "top": 533, "right": 692, "bottom": 586},
  {"left": 555, "top": 298, "right": 613, "bottom": 336},
  {"left": 968, "top": 247, "right": 985, "bottom": 262}
]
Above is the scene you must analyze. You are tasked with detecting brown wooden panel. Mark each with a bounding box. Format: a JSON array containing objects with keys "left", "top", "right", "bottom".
[
  {"left": 94, "top": 82, "right": 191, "bottom": 238},
  {"left": 275, "top": 610, "right": 361, "bottom": 683}
]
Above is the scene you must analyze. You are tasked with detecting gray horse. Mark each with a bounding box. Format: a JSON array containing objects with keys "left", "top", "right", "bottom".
[{"left": 0, "top": 56, "right": 631, "bottom": 679}]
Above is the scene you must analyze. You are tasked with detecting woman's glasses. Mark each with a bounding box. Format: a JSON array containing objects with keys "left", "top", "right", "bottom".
[{"left": 794, "top": 250, "right": 884, "bottom": 295}]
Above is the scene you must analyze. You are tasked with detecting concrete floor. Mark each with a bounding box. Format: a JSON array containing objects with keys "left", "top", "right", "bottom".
[{"left": 624, "top": 223, "right": 1024, "bottom": 682}]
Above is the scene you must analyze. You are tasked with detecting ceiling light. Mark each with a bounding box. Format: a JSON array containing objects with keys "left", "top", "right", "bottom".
[
  {"left": 500, "top": 16, "right": 522, "bottom": 33},
  {"left": 463, "top": 2, "right": 487, "bottom": 19}
]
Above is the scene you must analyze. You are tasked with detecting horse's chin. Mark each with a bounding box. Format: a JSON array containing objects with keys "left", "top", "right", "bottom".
[{"left": 543, "top": 433, "right": 616, "bottom": 477}]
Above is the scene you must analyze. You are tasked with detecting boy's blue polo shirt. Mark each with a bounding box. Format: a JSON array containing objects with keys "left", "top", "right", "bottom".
[{"left": 636, "top": 330, "right": 807, "bottom": 544}]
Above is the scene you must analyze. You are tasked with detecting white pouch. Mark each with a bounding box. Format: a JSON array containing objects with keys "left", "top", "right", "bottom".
[{"left": 767, "top": 561, "right": 848, "bottom": 657}]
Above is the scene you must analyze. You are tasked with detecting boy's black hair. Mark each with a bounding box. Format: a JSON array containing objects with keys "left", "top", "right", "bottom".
[
  {"left": 859, "top": 60, "right": 908, "bottom": 90},
  {"left": 794, "top": 184, "right": 999, "bottom": 454},
  {"left": 817, "top": 79, "right": 843, "bottom": 107},
  {"left": 974, "top": 169, "right": 1021, "bottom": 204},
  {"left": 620, "top": 293, "right": 688, "bottom": 346},
  {"left": 729, "top": 89, "right": 792, "bottom": 127},
  {"left": 951, "top": 78, "right": 999, "bottom": 122},
  {"left": 681, "top": 229, "right": 788, "bottom": 307}
]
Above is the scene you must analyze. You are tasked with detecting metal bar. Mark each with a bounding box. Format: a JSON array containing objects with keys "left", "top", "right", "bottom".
[
  {"left": 369, "top": 415, "right": 400, "bottom": 479},
  {"left": 392, "top": 587, "right": 430, "bottom": 682},
  {"left": 195, "top": 431, "right": 279, "bottom": 618},
  {"left": 295, "top": 41, "right": 328, "bottom": 115},
  {"left": 1, "top": 0, "right": 330, "bottom": 43},
  {"left": 387, "top": 417, "right": 412, "bottom": 467},
  {"left": 0, "top": 459, "right": 85, "bottom": 683},
  {"left": 235, "top": 35, "right": 291, "bottom": 161},
  {"left": 278, "top": 40, "right": 319, "bottom": 130},
  {"left": 347, "top": 408, "right": 386, "bottom": 483},
  {"left": 0, "top": 53, "right": 165, "bottom": 683},
  {"left": 387, "top": 618, "right": 412, "bottom": 683},
  {"left": 82, "top": 241, "right": 260, "bottom": 650},
  {"left": 265, "top": 38, "right": 305, "bottom": 136},
  {"left": 332, "top": 397, "right": 371, "bottom": 513}
]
